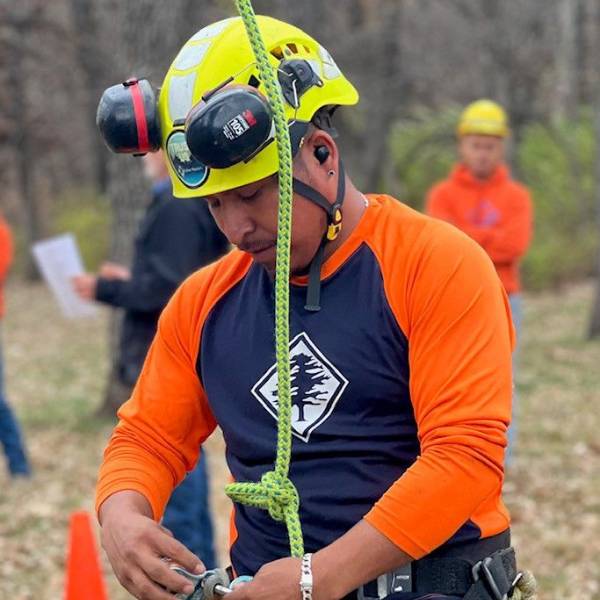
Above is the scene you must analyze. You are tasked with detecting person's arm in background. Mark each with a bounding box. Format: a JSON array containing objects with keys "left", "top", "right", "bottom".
[
  {"left": 452, "top": 188, "right": 533, "bottom": 265},
  {"left": 0, "top": 217, "right": 14, "bottom": 283},
  {"left": 95, "top": 201, "right": 220, "bottom": 312}
]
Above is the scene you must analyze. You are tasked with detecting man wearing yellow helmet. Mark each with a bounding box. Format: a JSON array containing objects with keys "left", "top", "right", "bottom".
[
  {"left": 96, "top": 19, "right": 521, "bottom": 600},
  {"left": 426, "top": 99, "right": 533, "bottom": 462}
]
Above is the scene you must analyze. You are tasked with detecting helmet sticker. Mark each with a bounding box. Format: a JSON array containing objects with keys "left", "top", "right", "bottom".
[
  {"left": 306, "top": 59, "right": 322, "bottom": 79},
  {"left": 173, "top": 42, "right": 210, "bottom": 71},
  {"left": 168, "top": 72, "right": 197, "bottom": 122},
  {"left": 189, "top": 18, "right": 235, "bottom": 42},
  {"left": 318, "top": 46, "right": 341, "bottom": 80},
  {"left": 166, "top": 131, "right": 209, "bottom": 188}
]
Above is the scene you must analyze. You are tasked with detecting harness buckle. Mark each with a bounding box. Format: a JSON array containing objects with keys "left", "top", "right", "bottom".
[{"left": 471, "top": 557, "right": 507, "bottom": 600}]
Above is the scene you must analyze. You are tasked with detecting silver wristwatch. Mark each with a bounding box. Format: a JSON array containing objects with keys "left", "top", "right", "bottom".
[{"left": 300, "top": 553, "right": 313, "bottom": 600}]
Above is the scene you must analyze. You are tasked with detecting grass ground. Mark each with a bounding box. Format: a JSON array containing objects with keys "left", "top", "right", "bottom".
[{"left": 0, "top": 280, "right": 598, "bottom": 599}]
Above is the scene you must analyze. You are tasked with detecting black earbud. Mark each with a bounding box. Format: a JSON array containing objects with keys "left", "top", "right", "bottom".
[{"left": 314, "top": 145, "right": 330, "bottom": 165}]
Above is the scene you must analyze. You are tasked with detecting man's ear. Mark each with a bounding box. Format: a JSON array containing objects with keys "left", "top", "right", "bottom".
[{"left": 304, "top": 130, "right": 337, "bottom": 170}]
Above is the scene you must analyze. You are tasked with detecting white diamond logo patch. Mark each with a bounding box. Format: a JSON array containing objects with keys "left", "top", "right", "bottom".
[{"left": 251, "top": 332, "right": 349, "bottom": 442}]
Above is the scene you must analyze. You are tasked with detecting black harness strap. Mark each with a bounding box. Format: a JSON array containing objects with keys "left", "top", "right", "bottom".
[
  {"left": 357, "top": 547, "right": 517, "bottom": 600},
  {"left": 292, "top": 160, "right": 346, "bottom": 311}
]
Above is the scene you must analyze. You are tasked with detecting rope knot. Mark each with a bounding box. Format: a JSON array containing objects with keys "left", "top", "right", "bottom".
[{"left": 260, "top": 471, "right": 299, "bottom": 522}]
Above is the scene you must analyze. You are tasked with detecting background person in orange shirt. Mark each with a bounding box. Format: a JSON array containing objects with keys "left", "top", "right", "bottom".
[
  {"left": 426, "top": 99, "right": 533, "bottom": 461},
  {"left": 0, "top": 214, "right": 31, "bottom": 478}
]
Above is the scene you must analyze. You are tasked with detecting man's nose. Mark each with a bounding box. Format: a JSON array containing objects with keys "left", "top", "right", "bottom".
[{"left": 219, "top": 202, "right": 256, "bottom": 247}]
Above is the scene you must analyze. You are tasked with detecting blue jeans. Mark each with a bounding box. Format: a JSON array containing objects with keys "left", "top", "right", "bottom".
[
  {"left": 506, "top": 293, "right": 522, "bottom": 465},
  {"left": 0, "top": 337, "right": 31, "bottom": 476},
  {"left": 162, "top": 451, "right": 216, "bottom": 568}
]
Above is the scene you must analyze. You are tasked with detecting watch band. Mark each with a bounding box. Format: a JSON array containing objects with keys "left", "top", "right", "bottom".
[{"left": 300, "top": 553, "right": 313, "bottom": 600}]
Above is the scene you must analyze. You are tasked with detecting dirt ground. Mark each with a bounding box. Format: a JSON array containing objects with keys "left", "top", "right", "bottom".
[{"left": 0, "top": 281, "right": 598, "bottom": 599}]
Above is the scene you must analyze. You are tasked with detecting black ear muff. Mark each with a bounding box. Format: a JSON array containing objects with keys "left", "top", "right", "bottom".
[
  {"left": 185, "top": 87, "right": 273, "bottom": 169},
  {"left": 96, "top": 78, "right": 161, "bottom": 155},
  {"left": 314, "top": 145, "right": 330, "bottom": 165}
]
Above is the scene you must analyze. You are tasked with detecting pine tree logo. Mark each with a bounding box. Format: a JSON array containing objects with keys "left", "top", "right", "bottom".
[{"left": 251, "top": 332, "right": 349, "bottom": 442}]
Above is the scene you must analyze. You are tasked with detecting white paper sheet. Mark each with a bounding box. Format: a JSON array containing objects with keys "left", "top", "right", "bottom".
[{"left": 32, "top": 233, "right": 97, "bottom": 318}]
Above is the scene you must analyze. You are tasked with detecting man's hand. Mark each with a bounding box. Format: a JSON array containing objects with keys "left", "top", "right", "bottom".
[
  {"left": 228, "top": 557, "right": 305, "bottom": 600},
  {"left": 100, "top": 491, "right": 204, "bottom": 600},
  {"left": 71, "top": 274, "right": 98, "bottom": 301},
  {"left": 99, "top": 261, "right": 131, "bottom": 280},
  {"left": 229, "top": 520, "right": 413, "bottom": 600}
]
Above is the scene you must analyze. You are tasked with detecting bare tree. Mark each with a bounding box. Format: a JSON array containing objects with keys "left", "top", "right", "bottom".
[
  {"left": 587, "top": 0, "right": 600, "bottom": 338},
  {"left": 96, "top": 0, "right": 233, "bottom": 414},
  {"left": 68, "top": 0, "right": 111, "bottom": 193},
  {"left": 555, "top": 0, "right": 580, "bottom": 119},
  {"left": 1, "top": 2, "right": 68, "bottom": 278}
]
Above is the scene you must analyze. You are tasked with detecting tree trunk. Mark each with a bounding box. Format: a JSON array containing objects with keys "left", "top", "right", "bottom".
[
  {"left": 6, "top": 13, "right": 43, "bottom": 280},
  {"left": 99, "top": 154, "right": 146, "bottom": 416},
  {"left": 362, "top": 1, "right": 405, "bottom": 193},
  {"left": 97, "top": 1, "right": 198, "bottom": 415},
  {"left": 555, "top": 0, "right": 579, "bottom": 119},
  {"left": 69, "top": 0, "right": 111, "bottom": 194},
  {"left": 588, "top": 1, "right": 600, "bottom": 338}
]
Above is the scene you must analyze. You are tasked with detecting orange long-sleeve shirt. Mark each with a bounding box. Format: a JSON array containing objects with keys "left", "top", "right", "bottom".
[
  {"left": 96, "top": 195, "right": 514, "bottom": 572},
  {"left": 426, "top": 164, "right": 533, "bottom": 294},
  {"left": 0, "top": 217, "right": 13, "bottom": 318}
]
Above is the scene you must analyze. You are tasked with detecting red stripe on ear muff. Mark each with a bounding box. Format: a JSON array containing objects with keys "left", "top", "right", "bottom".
[{"left": 128, "top": 80, "right": 151, "bottom": 153}]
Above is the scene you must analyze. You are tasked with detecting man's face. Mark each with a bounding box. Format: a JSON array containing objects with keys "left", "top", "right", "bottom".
[
  {"left": 458, "top": 134, "right": 505, "bottom": 180},
  {"left": 205, "top": 165, "right": 326, "bottom": 276}
]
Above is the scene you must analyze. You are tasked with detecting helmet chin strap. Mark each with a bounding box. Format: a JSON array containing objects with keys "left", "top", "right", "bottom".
[{"left": 292, "top": 159, "right": 346, "bottom": 311}]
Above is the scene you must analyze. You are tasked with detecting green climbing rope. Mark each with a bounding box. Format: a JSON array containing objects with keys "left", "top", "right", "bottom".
[
  {"left": 224, "top": 0, "right": 304, "bottom": 557},
  {"left": 511, "top": 570, "right": 538, "bottom": 600}
]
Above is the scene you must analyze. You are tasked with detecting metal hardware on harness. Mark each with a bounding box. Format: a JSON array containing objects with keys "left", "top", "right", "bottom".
[
  {"left": 471, "top": 557, "right": 507, "bottom": 600},
  {"left": 511, "top": 572, "right": 523, "bottom": 589},
  {"left": 357, "top": 564, "right": 413, "bottom": 600},
  {"left": 172, "top": 567, "right": 232, "bottom": 600}
]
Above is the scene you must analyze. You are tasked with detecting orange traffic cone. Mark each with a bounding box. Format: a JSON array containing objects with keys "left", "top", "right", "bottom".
[{"left": 64, "top": 511, "right": 109, "bottom": 600}]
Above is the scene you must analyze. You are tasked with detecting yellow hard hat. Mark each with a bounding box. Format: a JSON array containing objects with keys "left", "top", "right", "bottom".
[
  {"left": 457, "top": 99, "right": 509, "bottom": 138},
  {"left": 158, "top": 16, "right": 359, "bottom": 198}
]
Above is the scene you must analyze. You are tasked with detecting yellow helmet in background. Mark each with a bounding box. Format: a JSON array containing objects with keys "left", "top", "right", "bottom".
[
  {"left": 158, "top": 16, "right": 359, "bottom": 198},
  {"left": 457, "top": 99, "right": 509, "bottom": 138}
]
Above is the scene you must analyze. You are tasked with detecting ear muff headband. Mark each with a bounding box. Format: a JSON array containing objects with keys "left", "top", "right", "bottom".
[
  {"left": 96, "top": 78, "right": 161, "bottom": 155},
  {"left": 126, "top": 79, "right": 151, "bottom": 153}
]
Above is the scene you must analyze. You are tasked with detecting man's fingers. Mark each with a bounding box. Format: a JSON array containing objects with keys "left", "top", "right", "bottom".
[
  {"left": 159, "top": 524, "right": 174, "bottom": 537},
  {"left": 129, "top": 567, "right": 185, "bottom": 600},
  {"left": 156, "top": 534, "right": 204, "bottom": 575},
  {"left": 228, "top": 579, "right": 255, "bottom": 600},
  {"left": 143, "top": 556, "right": 197, "bottom": 596}
]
